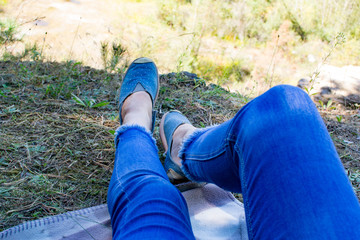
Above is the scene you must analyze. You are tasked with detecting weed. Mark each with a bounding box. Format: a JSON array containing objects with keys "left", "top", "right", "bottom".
[
  {"left": 110, "top": 42, "right": 127, "bottom": 72},
  {"left": 319, "top": 99, "right": 335, "bottom": 110},
  {"left": 0, "top": 84, "right": 10, "bottom": 97},
  {"left": 101, "top": 42, "right": 109, "bottom": 69},
  {"left": 2, "top": 43, "right": 42, "bottom": 62},
  {"left": 29, "top": 43, "right": 43, "bottom": 61},
  {"left": 0, "top": 19, "right": 17, "bottom": 44},
  {"left": 162, "top": 97, "right": 185, "bottom": 109},
  {"left": 173, "top": 32, "right": 202, "bottom": 73},
  {"left": 71, "top": 93, "right": 109, "bottom": 108},
  {"left": 45, "top": 82, "right": 72, "bottom": 99},
  {"left": 336, "top": 115, "right": 343, "bottom": 123},
  {"left": 305, "top": 32, "right": 346, "bottom": 95},
  {"left": 101, "top": 41, "right": 128, "bottom": 73}
]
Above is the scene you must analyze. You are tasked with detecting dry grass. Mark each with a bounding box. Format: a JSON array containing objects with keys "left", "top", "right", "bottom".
[
  {"left": 1, "top": 60, "right": 359, "bottom": 231},
  {"left": 320, "top": 106, "right": 360, "bottom": 196},
  {"left": 0, "top": 60, "right": 246, "bottom": 231},
  {"left": 0, "top": 61, "right": 118, "bottom": 230}
]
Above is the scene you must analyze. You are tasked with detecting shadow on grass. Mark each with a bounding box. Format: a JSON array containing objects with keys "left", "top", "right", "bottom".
[
  {"left": 0, "top": 60, "right": 248, "bottom": 230},
  {"left": 1, "top": 59, "right": 359, "bottom": 231}
]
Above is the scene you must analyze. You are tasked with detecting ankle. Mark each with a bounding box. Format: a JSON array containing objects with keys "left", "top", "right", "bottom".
[
  {"left": 121, "top": 92, "right": 152, "bottom": 130},
  {"left": 171, "top": 124, "right": 196, "bottom": 167}
]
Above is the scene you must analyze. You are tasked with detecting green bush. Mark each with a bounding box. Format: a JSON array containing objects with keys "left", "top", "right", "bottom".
[
  {"left": 0, "top": 19, "right": 17, "bottom": 44},
  {"left": 196, "top": 58, "right": 251, "bottom": 85}
]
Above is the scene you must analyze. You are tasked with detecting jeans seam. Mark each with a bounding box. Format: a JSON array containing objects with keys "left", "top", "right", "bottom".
[
  {"left": 235, "top": 144, "right": 254, "bottom": 240},
  {"left": 184, "top": 147, "right": 227, "bottom": 160},
  {"left": 111, "top": 175, "right": 131, "bottom": 235}
]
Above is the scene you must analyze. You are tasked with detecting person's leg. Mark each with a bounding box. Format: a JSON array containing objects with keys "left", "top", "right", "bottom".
[
  {"left": 107, "top": 91, "right": 194, "bottom": 239},
  {"left": 174, "top": 85, "right": 360, "bottom": 239}
]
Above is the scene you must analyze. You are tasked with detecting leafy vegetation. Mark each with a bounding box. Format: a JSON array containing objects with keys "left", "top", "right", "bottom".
[
  {"left": 0, "top": 19, "right": 17, "bottom": 44},
  {"left": 158, "top": 0, "right": 360, "bottom": 43},
  {"left": 153, "top": 0, "right": 360, "bottom": 94},
  {"left": 72, "top": 93, "right": 110, "bottom": 108},
  {"left": 100, "top": 41, "right": 128, "bottom": 73}
]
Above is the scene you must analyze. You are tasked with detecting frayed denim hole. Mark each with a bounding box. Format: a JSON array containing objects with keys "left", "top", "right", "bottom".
[
  {"left": 114, "top": 125, "right": 157, "bottom": 150},
  {"left": 178, "top": 127, "right": 216, "bottom": 182}
]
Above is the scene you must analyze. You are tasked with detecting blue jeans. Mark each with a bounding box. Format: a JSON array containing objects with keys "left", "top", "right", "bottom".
[{"left": 107, "top": 85, "right": 360, "bottom": 239}]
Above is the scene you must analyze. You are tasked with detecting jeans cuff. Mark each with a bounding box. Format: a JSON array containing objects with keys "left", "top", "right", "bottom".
[
  {"left": 114, "top": 124, "right": 156, "bottom": 147},
  {"left": 179, "top": 126, "right": 216, "bottom": 182}
]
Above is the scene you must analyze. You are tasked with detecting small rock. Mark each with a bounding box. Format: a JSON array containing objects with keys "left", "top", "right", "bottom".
[{"left": 297, "top": 78, "right": 309, "bottom": 89}]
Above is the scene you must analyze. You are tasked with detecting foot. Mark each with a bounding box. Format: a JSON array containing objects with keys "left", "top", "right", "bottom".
[
  {"left": 118, "top": 57, "right": 159, "bottom": 132},
  {"left": 160, "top": 120, "right": 196, "bottom": 169},
  {"left": 121, "top": 91, "right": 153, "bottom": 131}
]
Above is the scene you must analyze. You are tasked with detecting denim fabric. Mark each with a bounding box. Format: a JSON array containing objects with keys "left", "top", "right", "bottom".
[
  {"left": 108, "top": 125, "right": 195, "bottom": 240},
  {"left": 108, "top": 85, "right": 360, "bottom": 240},
  {"left": 180, "top": 85, "right": 360, "bottom": 239}
]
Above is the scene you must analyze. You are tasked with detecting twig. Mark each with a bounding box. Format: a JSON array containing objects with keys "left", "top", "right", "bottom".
[
  {"left": 267, "top": 34, "right": 279, "bottom": 88},
  {"left": 6, "top": 197, "right": 41, "bottom": 214},
  {"left": 69, "top": 17, "right": 81, "bottom": 59},
  {"left": 335, "top": 139, "right": 360, "bottom": 153},
  {"left": 18, "top": 17, "right": 46, "bottom": 27}
]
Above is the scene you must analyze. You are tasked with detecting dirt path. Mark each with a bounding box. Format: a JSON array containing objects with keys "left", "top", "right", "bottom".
[
  {"left": 3, "top": 0, "right": 161, "bottom": 68},
  {"left": 2, "top": 0, "right": 310, "bottom": 86}
]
